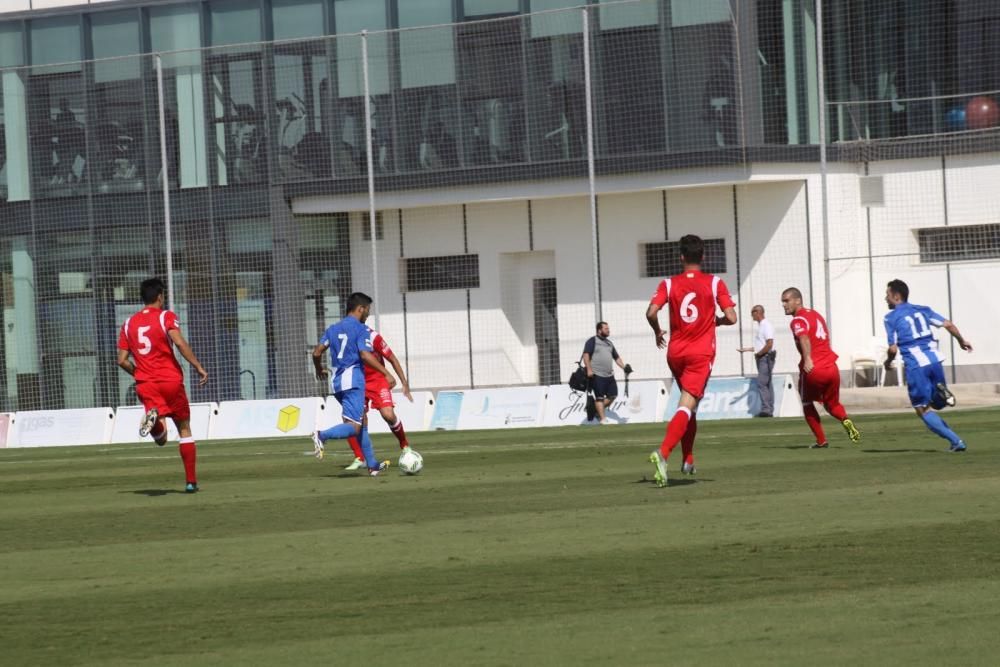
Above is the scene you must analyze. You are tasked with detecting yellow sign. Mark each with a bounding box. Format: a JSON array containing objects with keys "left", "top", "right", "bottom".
[{"left": 277, "top": 405, "right": 301, "bottom": 433}]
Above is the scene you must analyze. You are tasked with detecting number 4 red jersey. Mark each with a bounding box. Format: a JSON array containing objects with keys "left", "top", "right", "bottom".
[
  {"left": 117, "top": 307, "right": 184, "bottom": 383},
  {"left": 650, "top": 270, "right": 736, "bottom": 358},
  {"left": 789, "top": 307, "right": 838, "bottom": 368}
]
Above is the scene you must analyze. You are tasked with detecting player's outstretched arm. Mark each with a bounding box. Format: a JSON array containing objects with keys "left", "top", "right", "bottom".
[
  {"left": 360, "top": 350, "right": 396, "bottom": 389},
  {"left": 386, "top": 352, "right": 413, "bottom": 401},
  {"left": 116, "top": 349, "right": 136, "bottom": 377},
  {"left": 942, "top": 321, "right": 973, "bottom": 351},
  {"left": 311, "top": 343, "right": 330, "bottom": 381},
  {"left": 168, "top": 329, "right": 209, "bottom": 386},
  {"left": 645, "top": 303, "right": 666, "bottom": 349}
]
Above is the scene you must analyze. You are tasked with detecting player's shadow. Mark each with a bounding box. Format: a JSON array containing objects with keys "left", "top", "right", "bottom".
[
  {"left": 860, "top": 448, "right": 938, "bottom": 454},
  {"left": 130, "top": 489, "right": 187, "bottom": 496},
  {"left": 636, "top": 477, "right": 708, "bottom": 487},
  {"left": 326, "top": 473, "right": 370, "bottom": 479},
  {"left": 763, "top": 445, "right": 819, "bottom": 450}
]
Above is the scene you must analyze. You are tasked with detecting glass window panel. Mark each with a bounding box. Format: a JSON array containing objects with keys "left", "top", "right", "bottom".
[
  {"left": 464, "top": 0, "right": 519, "bottom": 16},
  {"left": 399, "top": 0, "right": 455, "bottom": 88},
  {"left": 149, "top": 4, "right": 208, "bottom": 188},
  {"left": 150, "top": 3, "right": 203, "bottom": 67},
  {"left": 670, "top": 0, "right": 731, "bottom": 27},
  {"left": 0, "top": 22, "right": 24, "bottom": 67},
  {"left": 272, "top": 0, "right": 325, "bottom": 40},
  {"left": 599, "top": 0, "right": 658, "bottom": 30},
  {"left": 31, "top": 16, "right": 82, "bottom": 73},
  {"left": 90, "top": 11, "right": 141, "bottom": 82},
  {"left": 211, "top": 0, "right": 262, "bottom": 47},
  {"left": 335, "top": 0, "right": 389, "bottom": 97},
  {"left": 530, "top": 0, "right": 582, "bottom": 38}
]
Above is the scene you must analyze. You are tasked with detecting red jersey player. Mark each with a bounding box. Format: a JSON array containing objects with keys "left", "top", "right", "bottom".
[
  {"left": 780, "top": 287, "right": 861, "bottom": 448},
  {"left": 341, "top": 323, "right": 414, "bottom": 471},
  {"left": 645, "top": 235, "right": 737, "bottom": 487},
  {"left": 116, "top": 278, "right": 209, "bottom": 493}
]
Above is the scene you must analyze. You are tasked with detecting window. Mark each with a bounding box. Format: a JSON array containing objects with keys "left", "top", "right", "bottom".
[
  {"left": 89, "top": 11, "right": 145, "bottom": 194},
  {"left": 360, "top": 211, "right": 384, "bottom": 241},
  {"left": 149, "top": 4, "right": 208, "bottom": 188},
  {"left": 402, "top": 254, "right": 480, "bottom": 292},
  {"left": 29, "top": 17, "right": 85, "bottom": 198},
  {"left": 641, "top": 239, "right": 727, "bottom": 277},
  {"left": 1, "top": 22, "right": 29, "bottom": 201},
  {"left": 917, "top": 224, "right": 1000, "bottom": 263},
  {"left": 464, "top": 0, "right": 519, "bottom": 17},
  {"left": 272, "top": 2, "right": 330, "bottom": 181}
]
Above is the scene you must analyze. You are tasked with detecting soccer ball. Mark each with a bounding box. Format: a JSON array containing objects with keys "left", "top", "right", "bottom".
[{"left": 398, "top": 448, "right": 423, "bottom": 475}]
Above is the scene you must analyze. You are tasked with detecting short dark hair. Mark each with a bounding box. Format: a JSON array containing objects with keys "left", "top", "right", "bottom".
[
  {"left": 679, "top": 234, "right": 704, "bottom": 264},
  {"left": 596, "top": 321, "right": 608, "bottom": 332},
  {"left": 345, "top": 292, "right": 373, "bottom": 313},
  {"left": 782, "top": 287, "right": 803, "bottom": 301},
  {"left": 887, "top": 279, "right": 909, "bottom": 302},
  {"left": 140, "top": 277, "right": 166, "bottom": 305}
]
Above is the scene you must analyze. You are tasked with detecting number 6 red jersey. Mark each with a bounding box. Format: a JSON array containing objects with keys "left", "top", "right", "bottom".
[
  {"left": 117, "top": 307, "right": 184, "bottom": 383},
  {"left": 650, "top": 270, "right": 735, "bottom": 358}
]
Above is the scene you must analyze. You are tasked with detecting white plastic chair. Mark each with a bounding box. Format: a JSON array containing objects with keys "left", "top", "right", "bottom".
[{"left": 850, "top": 336, "right": 887, "bottom": 387}]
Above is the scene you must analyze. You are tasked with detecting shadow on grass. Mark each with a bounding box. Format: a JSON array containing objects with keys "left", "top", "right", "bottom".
[
  {"left": 861, "top": 448, "right": 938, "bottom": 454},
  {"left": 130, "top": 489, "right": 187, "bottom": 496},
  {"left": 635, "top": 477, "right": 708, "bottom": 487}
]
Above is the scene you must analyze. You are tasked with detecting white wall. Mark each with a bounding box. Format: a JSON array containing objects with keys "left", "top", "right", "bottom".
[{"left": 310, "top": 155, "right": 1000, "bottom": 389}]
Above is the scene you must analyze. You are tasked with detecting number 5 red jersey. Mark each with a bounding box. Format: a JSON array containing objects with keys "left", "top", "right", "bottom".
[
  {"left": 117, "top": 307, "right": 184, "bottom": 383},
  {"left": 650, "top": 270, "right": 735, "bottom": 358},
  {"left": 789, "top": 307, "right": 839, "bottom": 368}
]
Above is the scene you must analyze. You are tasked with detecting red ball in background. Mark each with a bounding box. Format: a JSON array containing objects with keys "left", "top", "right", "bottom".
[{"left": 965, "top": 96, "right": 1000, "bottom": 130}]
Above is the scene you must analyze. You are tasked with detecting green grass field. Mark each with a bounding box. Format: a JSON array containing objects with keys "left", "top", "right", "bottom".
[{"left": 2, "top": 409, "right": 999, "bottom": 666}]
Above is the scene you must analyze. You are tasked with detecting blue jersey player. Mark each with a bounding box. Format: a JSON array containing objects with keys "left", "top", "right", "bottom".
[
  {"left": 883, "top": 279, "right": 973, "bottom": 452},
  {"left": 311, "top": 292, "right": 396, "bottom": 475}
]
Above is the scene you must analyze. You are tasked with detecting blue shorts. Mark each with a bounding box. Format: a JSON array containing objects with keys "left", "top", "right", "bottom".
[
  {"left": 336, "top": 388, "right": 366, "bottom": 425},
  {"left": 591, "top": 375, "right": 618, "bottom": 400},
  {"left": 906, "top": 362, "right": 947, "bottom": 409}
]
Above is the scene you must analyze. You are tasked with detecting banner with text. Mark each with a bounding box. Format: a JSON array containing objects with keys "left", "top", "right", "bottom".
[
  {"left": 664, "top": 374, "right": 801, "bottom": 420},
  {"left": 542, "top": 381, "right": 668, "bottom": 426},
  {"left": 429, "top": 387, "right": 548, "bottom": 430},
  {"left": 8, "top": 408, "right": 116, "bottom": 448}
]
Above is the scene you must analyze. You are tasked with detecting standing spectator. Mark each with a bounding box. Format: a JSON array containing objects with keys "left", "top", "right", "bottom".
[
  {"left": 582, "top": 322, "right": 631, "bottom": 424},
  {"left": 738, "top": 305, "right": 776, "bottom": 417}
]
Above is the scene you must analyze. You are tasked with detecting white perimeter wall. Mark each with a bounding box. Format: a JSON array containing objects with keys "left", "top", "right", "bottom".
[{"left": 331, "top": 154, "right": 1000, "bottom": 389}]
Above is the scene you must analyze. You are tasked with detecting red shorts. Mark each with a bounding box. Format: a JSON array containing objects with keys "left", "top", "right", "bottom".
[
  {"left": 365, "top": 379, "right": 395, "bottom": 411},
  {"left": 135, "top": 381, "right": 191, "bottom": 421},
  {"left": 799, "top": 363, "right": 841, "bottom": 405},
  {"left": 667, "top": 354, "right": 714, "bottom": 400}
]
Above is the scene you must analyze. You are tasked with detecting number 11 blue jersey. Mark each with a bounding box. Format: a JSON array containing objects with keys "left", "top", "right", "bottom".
[{"left": 883, "top": 302, "right": 946, "bottom": 369}]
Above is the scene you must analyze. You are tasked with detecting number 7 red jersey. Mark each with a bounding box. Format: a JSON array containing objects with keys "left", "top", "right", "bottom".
[
  {"left": 789, "top": 307, "right": 838, "bottom": 368},
  {"left": 117, "top": 307, "right": 184, "bottom": 383},
  {"left": 650, "top": 270, "right": 735, "bottom": 358}
]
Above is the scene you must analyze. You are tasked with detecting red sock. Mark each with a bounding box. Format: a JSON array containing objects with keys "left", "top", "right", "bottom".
[
  {"left": 179, "top": 438, "right": 197, "bottom": 484},
  {"left": 659, "top": 407, "right": 691, "bottom": 459},
  {"left": 824, "top": 400, "right": 848, "bottom": 422},
  {"left": 803, "top": 404, "right": 827, "bottom": 444},
  {"left": 390, "top": 420, "right": 409, "bottom": 449},
  {"left": 347, "top": 436, "right": 364, "bottom": 460},
  {"left": 681, "top": 415, "right": 698, "bottom": 465}
]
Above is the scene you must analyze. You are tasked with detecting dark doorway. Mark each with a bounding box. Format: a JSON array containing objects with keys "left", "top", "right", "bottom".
[{"left": 533, "top": 277, "right": 560, "bottom": 385}]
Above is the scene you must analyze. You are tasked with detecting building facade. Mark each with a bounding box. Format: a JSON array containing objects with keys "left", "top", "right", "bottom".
[{"left": 1, "top": 0, "right": 999, "bottom": 410}]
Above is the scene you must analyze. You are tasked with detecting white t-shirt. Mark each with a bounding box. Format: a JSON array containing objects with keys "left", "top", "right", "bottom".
[{"left": 753, "top": 318, "right": 775, "bottom": 354}]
